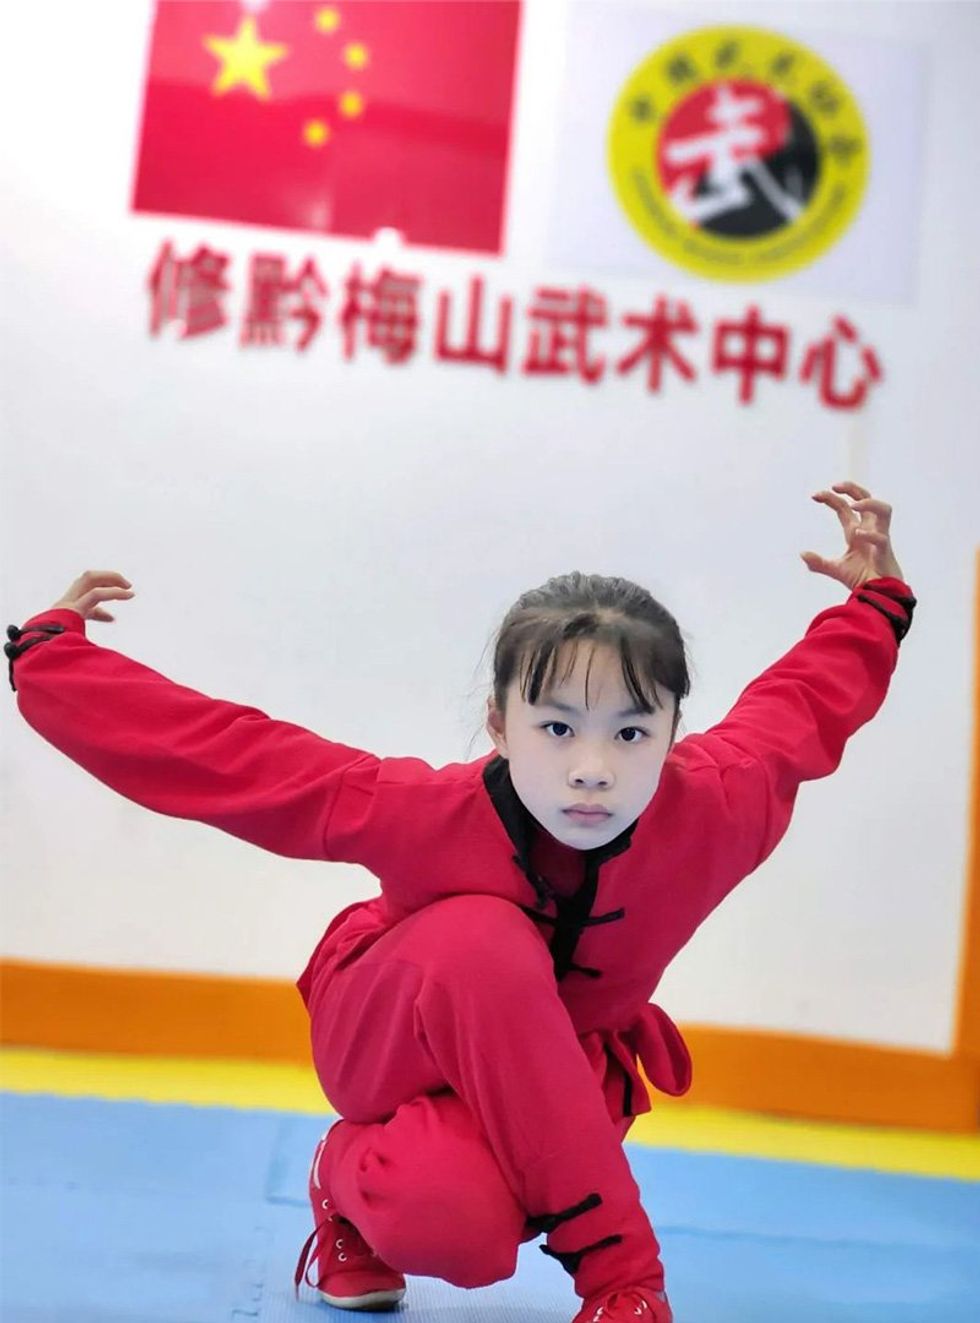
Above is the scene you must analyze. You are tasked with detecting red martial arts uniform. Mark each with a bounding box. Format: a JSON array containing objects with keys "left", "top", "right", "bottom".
[{"left": 5, "top": 577, "right": 916, "bottom": 1305}]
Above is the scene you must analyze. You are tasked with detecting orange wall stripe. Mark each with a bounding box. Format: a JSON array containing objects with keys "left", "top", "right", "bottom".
[
  {"left": 0, "top": 960, "right": 309, "bottom": 1062},
  {"left": 955, "top": 547, "right": 980, "bottom": 1057},
  {"left": 663, "top": 1025, "right": 978, "bottom": 1133},
  {"left": 2, "top": 959, "right": 976, "bottom": 1132}
]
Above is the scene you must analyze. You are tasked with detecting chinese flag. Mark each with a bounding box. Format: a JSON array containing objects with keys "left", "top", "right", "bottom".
[{"left": 132, "top": 1, "right": 521, "bottom": 253}]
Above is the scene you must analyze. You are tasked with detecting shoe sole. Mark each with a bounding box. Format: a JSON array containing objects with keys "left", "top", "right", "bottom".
[{"left": 318, "top": 1287, "right": 407, "bottom": 1310}]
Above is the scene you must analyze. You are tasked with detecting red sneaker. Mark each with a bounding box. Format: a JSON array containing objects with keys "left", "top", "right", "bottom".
[
  {"left": 293, "top": 1127, "right": 407, "bottom": 1311},
  {"left": 572, "top": 1287, "right": 673, "bottom": 1323}
]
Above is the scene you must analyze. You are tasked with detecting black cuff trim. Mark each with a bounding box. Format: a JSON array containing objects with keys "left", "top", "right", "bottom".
[
  {"left": 5, "top": 623, "right": 66, "bottom": 692},
  {"left": 855, "top": 592, "right": 916, "bottom": 645}
]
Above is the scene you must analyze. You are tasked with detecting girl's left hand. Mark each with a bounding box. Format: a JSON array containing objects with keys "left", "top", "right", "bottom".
[{"left": 801, "top": 481, "right": 905, "bottom": 591}]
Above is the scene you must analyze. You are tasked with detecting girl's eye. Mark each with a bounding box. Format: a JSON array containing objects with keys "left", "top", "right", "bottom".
[
  {"left": 541, "top": 722, "right": 648, "bottom": 743},
  {"left": 543, "top": 721, "right": 572, "bottom": 738}
]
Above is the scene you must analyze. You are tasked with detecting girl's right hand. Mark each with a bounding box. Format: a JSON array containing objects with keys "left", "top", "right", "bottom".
[{"left": 49, "top": 570, "right": 135, "bottom": 623}]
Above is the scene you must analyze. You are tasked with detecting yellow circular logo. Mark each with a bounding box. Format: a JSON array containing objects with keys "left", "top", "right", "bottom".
[{"left": 608, "top": 26, "right": 869, "bottom": 281}]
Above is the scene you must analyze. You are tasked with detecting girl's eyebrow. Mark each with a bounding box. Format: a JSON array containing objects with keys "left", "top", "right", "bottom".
[{"left": 539, "top": 697, "right": 648, "bottom": 719}]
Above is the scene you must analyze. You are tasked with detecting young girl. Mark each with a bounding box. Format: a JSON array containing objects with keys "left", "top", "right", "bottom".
[{"left": 5, "top": 481, "right": 915, "bottom": 1323}]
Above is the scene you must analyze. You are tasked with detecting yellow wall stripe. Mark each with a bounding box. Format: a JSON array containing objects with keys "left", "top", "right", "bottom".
[
  {"left": 2, "top": 959, "right": 978, "bottom": 1132},
  {"left": 3, "top": 1047, "right": 977, "bottom": 1181}
]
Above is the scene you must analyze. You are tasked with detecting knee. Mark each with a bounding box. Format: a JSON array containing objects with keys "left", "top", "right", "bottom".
[
  {"left": 374, "top": 1173, "right": 520, "bottom": 1288},
  {"left": 362, "top": 1092, "right": 525, "bottom": 1288},
  {"left": 413, "top": 895, "right": 553, "bottom": 992}
]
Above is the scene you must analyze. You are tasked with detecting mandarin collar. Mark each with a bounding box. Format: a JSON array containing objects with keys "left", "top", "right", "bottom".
[{"left": 481, "top": 754, "right": 638, "bottom": 901}]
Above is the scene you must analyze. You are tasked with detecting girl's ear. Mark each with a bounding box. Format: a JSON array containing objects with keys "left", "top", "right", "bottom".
[{"left": 486, "top": 698, "right": 508, "bottom": 757}]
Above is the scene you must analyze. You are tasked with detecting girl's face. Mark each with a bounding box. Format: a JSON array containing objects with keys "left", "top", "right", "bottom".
[{"left": 486, "top": 644, "right": 677, "bottom": 850}]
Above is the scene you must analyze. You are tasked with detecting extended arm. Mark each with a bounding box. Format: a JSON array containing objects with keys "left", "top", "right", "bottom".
[
  {"left": 691, "top": 574, "right": 915, "bottom": 872},
  {"left": 675, "top": 482, "right": 915, "bottom": 896},
  {"left": 6, "top": 577, "right": 377, "bottom": 862}
]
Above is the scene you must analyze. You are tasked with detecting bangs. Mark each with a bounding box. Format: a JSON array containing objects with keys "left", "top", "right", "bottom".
[{"left": 517, "top": 620, "right": 671, "bottom": 714}]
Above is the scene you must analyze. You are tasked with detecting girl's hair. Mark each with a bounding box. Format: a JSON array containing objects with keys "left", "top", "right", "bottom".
[{"left": 469, "top": 571, "right": 691, "bottom": 754}]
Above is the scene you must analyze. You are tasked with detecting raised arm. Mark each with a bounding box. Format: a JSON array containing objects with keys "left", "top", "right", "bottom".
[
  {"left": 5, "top": 572, "right": 378, "bottom": 862},
  {"left": 681, "top": 483, "right": 915, "bottom": 880}
]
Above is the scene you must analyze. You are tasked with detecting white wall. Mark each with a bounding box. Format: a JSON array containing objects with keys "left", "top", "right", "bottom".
[{"left": 2, "top": 0, "right": 977, "bottom": 1053}]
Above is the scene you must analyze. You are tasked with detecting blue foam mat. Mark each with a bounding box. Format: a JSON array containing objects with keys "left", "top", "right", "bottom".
[{"left": 2, "top": 1092, "right": 978, "bottom": 1322}]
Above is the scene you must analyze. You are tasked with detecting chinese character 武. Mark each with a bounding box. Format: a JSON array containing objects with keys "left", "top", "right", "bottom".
[{"left": 522, "top": 286, "right": 608, "bottom": 384}]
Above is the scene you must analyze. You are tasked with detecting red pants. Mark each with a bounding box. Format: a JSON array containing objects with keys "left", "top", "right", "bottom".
[{"left": 308, "top": 895, "right": 665, "bottom": 1302}]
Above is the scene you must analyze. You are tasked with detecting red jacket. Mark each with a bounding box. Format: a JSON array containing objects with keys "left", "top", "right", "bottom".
[{"left": 6, "top": 577, "right": 915, "bottom": 1122}]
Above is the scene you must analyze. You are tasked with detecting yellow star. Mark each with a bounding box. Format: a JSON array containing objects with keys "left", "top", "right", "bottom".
[
  {"left": 344, "top": 42, "right": 369, "bottom": 70},
  {"left": 315, "top": 7, "right": 341, "bottom": 34},
  {"left": 203, "top": 17, "right": 288, "bottom": 100},
  {"left": 304, "top": 119, "right": 331, "bottom": 147},
  {"left": 339, "top": 90, "right": 364, "bottom": 118}
]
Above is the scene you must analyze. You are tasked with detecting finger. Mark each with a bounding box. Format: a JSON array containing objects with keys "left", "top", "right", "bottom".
[
  {"left": 90, "top": 609, "right": 115, "bottom": 622},
  {"left": 832, "top": 481, "right": 871, "bottom": 501},
  {"left": 812, "top": 490, "right": 858, "bottom": 537},
  {"left": 850, "top": 498, "right": 892, "bottom": 532},
  {"left": 80, "top": 570, "right": 133, "bottom": 588},
  {"left": 853, "top": 529, "right": 889, "bottom": 546},
  {"left": 800, "top": 550, "right": 836, "bottom": 574},
  {"left": 77, "top": 587, "right": 135, "bottom": 615},
  {"left": 88, "top": 587, "right": 134, "bottom": 602},
  {"left": 800, "top": 551, "right": 848, "bottom": 586}
]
